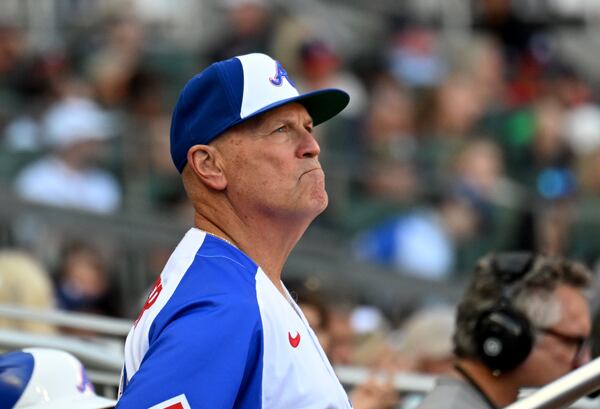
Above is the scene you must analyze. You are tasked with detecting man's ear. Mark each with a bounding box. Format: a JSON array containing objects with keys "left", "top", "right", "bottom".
[{"left": 186, "top": 145, "right": 227, "bottom": 190}]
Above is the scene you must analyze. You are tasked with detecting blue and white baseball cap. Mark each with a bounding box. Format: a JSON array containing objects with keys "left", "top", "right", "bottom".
[
  {"left": 0, "top": 348, "right": 116, "bottom": 409},
  {"left": 170, "top": 53, "right": 350, "bottom": 172}
]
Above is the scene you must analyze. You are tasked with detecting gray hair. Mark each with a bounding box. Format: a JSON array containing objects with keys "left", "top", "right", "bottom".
[{"left": 453, "top": 254, "right": 592, "bottom": 358}]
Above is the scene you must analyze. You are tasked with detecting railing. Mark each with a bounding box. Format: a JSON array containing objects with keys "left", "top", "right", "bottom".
[
  {"left": 0, "top": 304, "right": 128, "bottom": 399},
  {"left": 506, "top": 358, "right": 600, "bottom": 409},
  {"left": 1, "top": 304, "right": 600, "bottom": 408},
  {"left": 0, "top": 305, "right": 131, "bottom": 337},
  {"left": 0, "top": 190, "right": 466, "bottom": 318}
]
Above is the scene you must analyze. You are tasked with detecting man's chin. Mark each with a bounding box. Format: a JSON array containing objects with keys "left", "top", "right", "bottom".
[
  {"left": 301, "top": 193, "right": 328, "bottom": 222},
  {"left": 314, "top": 192, "right": 329, "bottom": 214}
]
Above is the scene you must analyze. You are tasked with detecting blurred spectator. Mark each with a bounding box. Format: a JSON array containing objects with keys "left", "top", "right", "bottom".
[
  {"left": 388, "top": 26, "right": 445, "bottom": 88},
  {"left": 13, "top": 97, "right": 121, "bottom": 214},
  {"left": 451, "top": 36, "right": 507, "bottom": 112},
  {"left": 298, "top": 38, "right": 368, "bottom": 120},
  {"left": 83, "top": 14, "right": 146, "bottom": 109},
  {"left": 394, "top": 306, "right": 456, "bottom": 409},
  {"left": 137, "top": 113, "right": 188, "bottom": 213},
  {"left": 295, "top": 38, "right": 368, "bottom": 161},
  {"left": 353, "top": 193, "right": 479, "bottom": 280},
  {"left": 0, "top": 22, "right": 52, "bottom": 123},
  {"left": 546, "top": 63, "right": 592, "bottom": 109},
  {"left": 535, "top": 200, "right": 574, "bottom": 256},
  {"left": 532, "top": 97, "right": 570, "bottom": 168},
  {"left": 209, "top": 0, "right": 274, "bottom": 61},
  {"left": 396, "top": 306, "right": 455, "bottom": 375},
  {"left": 449, "top": 138, "right": 519, "bottom": 258},
  {"left": 349, "top": 377, "right": 399, "bottom": 409},
  {"left": 529, "top": 97, "right": 576, "bottom": 201},
  {"left": 350, "top": 305, "right": 396, "bottom": 370},
  {"left": 421, "top": 73, "right": 483, "bottom": 141},
  {"left": 363, "top": 74, "right": 416, "bottom": 161},
  {"left": 577, "top": 147, "right": 600, "bottom": 196},
  {"left": 452, "top": 140, "right": 505, "bottom": 202},
  {"left": 359, "top": 74, "right": 419, "bottom": 203},
  {"left": 328, "top": 305, "right": 357, "bottom": 366},
  {"left": 359, "top": 157, "right": 418, "bottom": 209},
  {"left": 416, "top": 74, "right": 485, "bottom": 189},
  {"left": 54, "top": 240, "right": 120, "bottom": 317},
  {"left": 562, "top": 104, "right": 600, "bottom": 156},
  {"left": 473, "top": 0, "right": 542, "bottom": 67},
  {"left": 0, "top": 250, "right": 57, "bottom": 334},
  {"left": 0, "top": 348, "right": 116, "bottom": 408},
  {"left": 0, "top": 23, "right": 26, "bottom": 79}
]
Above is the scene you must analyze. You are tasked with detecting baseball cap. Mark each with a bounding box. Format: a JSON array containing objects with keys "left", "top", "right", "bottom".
[
  {"left": 42, "top": 98, "right": 116, "bottom": 150},
  {"left": 0, "top": 348, "right": 116, "bottom": 409},
  {"left": 170, "top": 52, "right": 350, "bottom": 172}
]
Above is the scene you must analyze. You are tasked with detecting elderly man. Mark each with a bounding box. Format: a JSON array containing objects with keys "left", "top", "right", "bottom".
[
  {"left": 417, "top": 252, "right": 592, "bottom": 409},
  {"left": 117, "top": 53, "right": 352, "bottom": 408}
]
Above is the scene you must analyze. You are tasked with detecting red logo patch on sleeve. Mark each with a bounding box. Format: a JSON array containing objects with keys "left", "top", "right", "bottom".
[{"left": 149, "top": 394, "right": 191, "bottom": 409}]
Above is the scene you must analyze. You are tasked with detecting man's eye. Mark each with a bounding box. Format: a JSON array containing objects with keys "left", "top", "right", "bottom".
[{"left": 274, "top": 126, "right": 287, "bottom": 133}]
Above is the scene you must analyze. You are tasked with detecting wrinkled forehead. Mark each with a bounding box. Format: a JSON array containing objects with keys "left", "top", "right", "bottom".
[{"left": 217, "top": 102, "right": 312, "bottom": 139}]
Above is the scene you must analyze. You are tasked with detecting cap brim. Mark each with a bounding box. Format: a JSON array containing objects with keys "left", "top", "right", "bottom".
[
  {"left": 295, "top": 88, "right": 350, "bottom": 126},
  {"left": 240, "top": 88, "right": 350, "bottom": 127}
]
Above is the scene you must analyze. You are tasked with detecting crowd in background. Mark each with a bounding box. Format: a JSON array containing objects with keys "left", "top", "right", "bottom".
[{"left": 2, "top": 0, "right": 600, "bottom": 405}]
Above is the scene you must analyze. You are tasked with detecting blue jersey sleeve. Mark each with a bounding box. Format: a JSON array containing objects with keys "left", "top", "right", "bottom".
[{"left": 117, "top": 296, "right": 264, "bottom": 409}]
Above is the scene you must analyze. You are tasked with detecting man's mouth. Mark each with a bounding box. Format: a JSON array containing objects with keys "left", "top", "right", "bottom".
[{"left": 300, "top": 168, "right": 323, "bottom": 177}]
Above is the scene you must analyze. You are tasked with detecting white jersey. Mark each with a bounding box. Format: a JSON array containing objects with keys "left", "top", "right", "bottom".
[{"left": 117, "top": 228, "right": 352, "bottom": 409}]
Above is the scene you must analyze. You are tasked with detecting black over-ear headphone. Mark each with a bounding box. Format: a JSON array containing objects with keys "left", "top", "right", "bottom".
[{"left": 473, "top": 252, "right": 537, "bottom": 374}]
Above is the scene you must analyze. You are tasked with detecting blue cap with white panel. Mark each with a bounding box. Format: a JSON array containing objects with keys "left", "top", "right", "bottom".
[
  {"left": 0, "top": 348, "right": 116, "bottom": 409},
  {"left": 170, "top": 53, "right": 350, "bottom": 173}
]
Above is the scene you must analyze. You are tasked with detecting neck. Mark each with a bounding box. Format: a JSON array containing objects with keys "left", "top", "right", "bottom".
[
  {"left": 194, "top": 209, "right": 310, "bottom": 295},
  {"left": 454, "top": 359, "right": 521, "bottom": 408}
]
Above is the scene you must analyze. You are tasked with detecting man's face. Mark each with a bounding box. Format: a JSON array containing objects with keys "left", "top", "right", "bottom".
[
  {"left": 519, "top": 284, "right": 591, "bottom": 387},
  {"left": 216, "top": 102, "right": 328, "bottom": 222}
]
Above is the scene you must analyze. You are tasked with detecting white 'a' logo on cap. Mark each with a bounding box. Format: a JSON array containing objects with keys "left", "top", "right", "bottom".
[
  {"left": 238, "top": 53, "right": 300, "bottom": 119},
  {"left": 269, "top": 60, "right": 296, "bottom": 87}
]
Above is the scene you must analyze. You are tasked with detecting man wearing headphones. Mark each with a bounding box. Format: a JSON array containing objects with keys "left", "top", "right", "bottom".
[{"left": 417, "top": 252, "right": 592, "bottom": 409}]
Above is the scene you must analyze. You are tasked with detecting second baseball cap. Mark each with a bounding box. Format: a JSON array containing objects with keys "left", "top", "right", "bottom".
[
  {"left": 0, "top": 348, "right": 116, "bottom": 409},
  {"left": 170, "top": 53, "right": 350, "bottom": 173}
]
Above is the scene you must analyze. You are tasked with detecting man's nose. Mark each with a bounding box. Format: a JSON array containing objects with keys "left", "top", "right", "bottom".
[{"left": 298, "top": 131, "right": 321, "bottom": 158}]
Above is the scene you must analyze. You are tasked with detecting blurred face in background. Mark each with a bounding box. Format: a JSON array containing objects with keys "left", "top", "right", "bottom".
[
  {"left": 300, "top": 301, "right": 332, "bottom": 356},
  {"left": 0, "top": 25, "right": 26, "bottom": 74},
  {"left": 454, "top": 139, "right": 503, "bottom": 197},
  {"left": 228, "top": 2, "right": 269, "bottom": 38},
  {"left": 62, "top": 246, "right": 109, "bottom": 299},
  {"left": 328, "top": 309, "right": 356, "bottom": 365},
  {"left": 518, "top": 284, "right": 591, "bottom": 387},
  {"left": 435, "top": 76, "right": 483, "bottom": 136},
  {"left": 365, "top": 76, "right": 415, "bottom": 146},
  {"left": 59, "top": 139, "right": 111, "bottom": 170},
  {"left": 533, "top": 98, "right": 567, "bottom": 164}
]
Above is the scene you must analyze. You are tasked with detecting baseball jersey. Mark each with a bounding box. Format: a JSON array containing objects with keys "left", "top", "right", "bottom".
[{"left": 117, "top": 228, "right": 352, "bottom": 409}]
